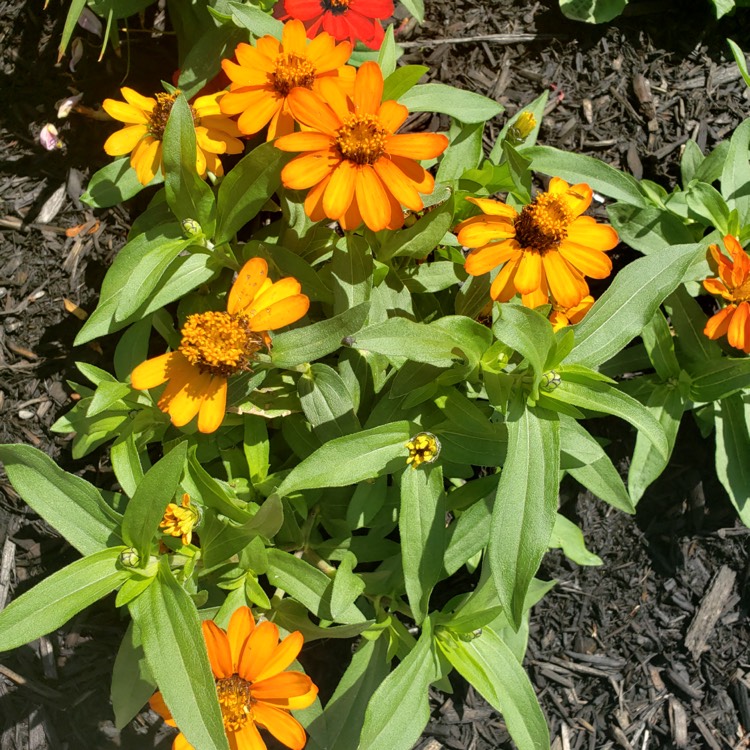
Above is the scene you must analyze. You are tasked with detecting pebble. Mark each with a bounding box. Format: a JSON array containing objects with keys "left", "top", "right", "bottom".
[
  {"left": 4, "top": 317, "right": 20, "bottom": 333},
  {"left": 18, "top": 409, "right": 35, "bottom": 420}
]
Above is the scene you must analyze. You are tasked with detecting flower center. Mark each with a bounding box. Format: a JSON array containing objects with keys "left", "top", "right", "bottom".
[
  {"left": 335, "top": 114, "right": 388, "bottom": 165},
  {"left": 271, "top": 53, "right": 317, "bottom": 97},
  {"left": 731, "top": 278, "right": 750, "bottom": 301},
  {"left": 406, "top": 432, "right": 441, "bottom": 468},
  {"left": 178, "top": 311, "right": 263, "bottom": 377},
  {"left": 216, "top": 675, "right": 254, "bottom": 732},
  {"left": 514, "top": 192, "right": 573, "bottom": 255},
  {"left": 147, "top": 92, "right": 199, "bottom": 140},
  {"left": 321, "top": 0, "right": 351, "bottom": 13}
]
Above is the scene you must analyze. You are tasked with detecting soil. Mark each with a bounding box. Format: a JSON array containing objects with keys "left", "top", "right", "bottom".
[{"left": 1, "top": 0, "right": 749, "bottom": 748}]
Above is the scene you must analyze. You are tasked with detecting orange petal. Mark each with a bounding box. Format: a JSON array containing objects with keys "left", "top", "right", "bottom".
[
  {"left": 550, "top": 179, "right": 592, "bottom": 217},
  {"left": 383, "top": 184, "right": 406, "bottom": 230},
  {"left": 704, "top": 305, "right": 734, "bottom": 340},
  {"left": 354, "top": 61, "right": 383, "bottom": 115},
  {"left": 148, "top": 691, "right": 176, "bottom": 726},
  {"left": 233, "top": 722, "right": 267, "bottom": 750},
  {"left": 490, "top": 257, "right": 520, "bottom": 302},
  {"left": 253, "top": 632, "right": 305, "bottom": 683},
  {"left": 282, "top": 19, "right": 308, "bottom": 55},
  {"left": 566, "top": 216, "right": 619, "bottom": 251},
  {"left": 131, "top": 351, "right": 182, "bottom": 390},
  {"left": 378, "top": 100, "right": 408, "bottom": 133},
  {"left": 558, "top": 240, "right": 613, "bottom": 279},
  {"left": 304, "top": 172, "right": 332, "bottom": 222},
  {"left": 250, "top": 671, "right": 314, "bottom": 700},
  {"left": 543, "top": 250, "right": 588, "bottom": 308},
  {"left": 514, "top": 250, "right": 543, "bottom": 295},
  {"left": 323, "top": 160, "right": 358, "bottom": 219},
  {"left": 120, "top": 88, "right": 155, "bottom": 112},
  {"left": 373, "top": 157, "right": 422, "bottom": 212},
  {"left": 238, "top": 93, "right": 283, "bottom": 136},
  {"left": 268, "top": 107, "right": 297, "bottom": 142},
  {"left": 703, "top": 277, "right": 731, "bottom": 299},
  {"left": 466, "top": 196, "right": 518, "bottom": 219},
  {"left": 456, "top": 216, "right": 516, "bottom": 248},
  {"left": 102, "top": 98, "right": 149, "bottom": 124},
  {"left": 131, "top": 136, "right": 161, "bottom": 186},
  {"left": 238, "top": 621, "right": 280, "bottom": 681},
  {"left": 228, "top": 257, "right": 270, "bottom": 315},
  {"left": 386, "top": 132, "right": 449, "bottom": 160},
  {"left": 256, "top": 35, "right": 282, "bottom": 61},
  {"left": 234, "top": 40, "right": 276, "bottom": 70},
  {"left": 274, "top": 131, "right": 334, "bottom": 152},
  {"left": 247, "top": 295, "right": 310, "bottom": 332},
  {"left": 104, "top": 124, "right": 148, "bottom": 156},
  {"left": 227, "top": 606, "right": 256, "bottom": 671},
  {"left": 315, "top": 77, "right": 352, "bottom": 123},
  {"left": 202, "top": 620, "right": 233, "bottom": 678},
  {"left": 566, "top": 295, "right": 595, "bottom": 323},
  {"left": 221, "top": 59, "right": 270, "bottom": 88},
  {"left": 252, "top": 703, "right": 307, "bottom": 750},
  {"left": 162, "top": 369, "right": 211, "bottom": 428},
  {"left": 287, "top": 87, "right": 341, "bottom": 135},
  {"left": 355, "top": 166, "right": 390, "bottom": 231},
  {"left": 309, "top": 40, "right": 352, "bottom": 73},
  {"left": 728, "top": 301, "right": 750, "bottom": 351},
  {"left": 174, "top": 733, "right": 197, "bottom": 750},
  {"left": 220, "top": 87, "right": 270, "bottom": 116},
  {"left": 281, "top": 150, "right": 340, "bottom": 190},
  {"left": 198, "top": 377, "right": 227, "bottom": 434},
  {"left": 338, "top": 190, "right": 363, "bottom": 231},
  {"left": 248, "top": 277, "right": 303, "bottom": 315},
  {"left": 464, "top": 240, "right": 521, "bottom": 276}
]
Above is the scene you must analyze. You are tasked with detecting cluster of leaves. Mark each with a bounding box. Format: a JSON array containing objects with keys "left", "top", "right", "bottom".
[{"left": 3, "top": 3, "right": 750, "bottom": 750}]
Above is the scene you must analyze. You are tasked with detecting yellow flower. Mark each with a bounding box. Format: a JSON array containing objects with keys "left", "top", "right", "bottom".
[
  {"left": 150, "top": 607, "right": 318, "bottom": 750},
  {"left": 406, "top": 432, "right": 441, "bottom": 468},
  {"left": 220, "top": 19, "right": 354, "bottom": 141},
  {"left": 507, "top": 111, "right": 536, "bottom": 144},
  {"left": 548, "top": 294, "right": 595, "bottom": 331},
  {"left": 703, "top": 234, "right": 750, "bottom": 353},
  {"left": 102, "top": 88, "right": 244, "bottom": 185},
  {"left": 160, "top": 494, "right": 200, "bottom": 546},
  {"left": 275, "top": 61, "right": 449, "bottom": 232},
  {"left": 456, "top": 179, "right": 619, "bottom": 309},
  {"left": 130, "top": 257, "right": 310, "bottom": 433}
]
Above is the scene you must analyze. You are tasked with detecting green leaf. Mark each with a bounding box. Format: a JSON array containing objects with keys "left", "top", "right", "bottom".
[
  {"left": 444, "top": 491, "right": 493, "bottom": 575},
  {"left": 489, "top": 90, "right": 549, "bottom": 162},
  {"left": 265, "top": 549, "right": 368, "bottom": 624},
  {"left": 728, "top": 39, "right": 750, "bottom": 88},
  {"left": 382, "top": 65, "right": 429, "bottom": 102},
  {"left": 436, "top": 121, "right": 484, "bottom": 183},
  {"left": 184, "top": 450, "right": 250, "bottom": 524},
  {"left": 121, "top": 442, "right": 188, "bottom": 560},
  {"left": 606, "top": 203, "right": 695, "bottom": 255},
  {"left": 641, "top": 309, "right": 681, "bottom": 380},
  {"left": 114, "top": 316, "right": 152, "bottom": 381},
  {"left": 215, "top": 142, "right": 289, "bottom": 244},
  {"left": 437, "top": 627, "right": 549, "bottom": 750},
  {"left": 0, "top": 547, "right": 128, "bottom": 652},
  {"left": 541, "top": 375, "right": 669, "bottom": 459},
  {"left": 377, "top": 195, "right": 455, "bottom": 261},
  {"left": 549, "top": 514, "right": 602, "bottom": 566},
  {"left": 399, "top": 84, "right": 502, "bottom": 123},
  {"left": 665, "top": 285, "right": 722, "bottom": 365},
  {"left": 524, "top": 145, "right": 647, "bottom": 207},
  {"left": 162, "top": 93, "right": 216, "bottom": 234},
  {"left": 714, "top": 394, "right": 750, "bottom": 526},
  {"left": 111, "top": 622, "right": 156, "bottom": 730},
  {"left": 81, "top": 157, "right": 162, "bottom": 208},
  {"left": 59, "top": 0, "right": 87, "bottom": 59},
  {"left": 228, "top": 0, "right": 283, "bottom": 37},
  {"left": 272, "top": 302, "right": 370, "bottom": 369},
  {"left": 489, "top": 406, "right": 560, "bottom": 628},
  {"left": 330, "top": 552, "right": 366, "bottom": 622},
  {"left": 566, "top": 243, "right": 701, "bottom": 368},
  {"left": 559, "top": 417, "right": 634, "bottom": 514},
  {"left": 685, "top": 181, "right": 731, "bottom": 233},
  {"left": 331, "top": 235, "right": 373, "bottom": 313},
  {"left": 720, "top": 118, "right": 750, "bottom": 223},
  {"left": 695, "top": 140, "right": 730, "bottom": 185},
  {"left": 353, "top": 318, "right": 464, "bottom": 368},
  {"left": 306, "top": 636, "right": 390, "bottom": 750},
  {"left": 110, "top": 429, "right": 146, "bottom": 499},
  {"left": 680, "top": 140, "right": 704, "bottom": 185},
  {"left": 0, "top": 444, "right": 122, "bottom": 556},
  {"left": 397, "top": 0, "right": 424, "bottom": 21},
  {"left": 277, "top": 422, "right": 412, "bottom": 495},
  {"left": 377, "top": 25, "right": 397, "bottom": 77},
  {"left": 689, "top": 357, "right": 750, "bottom": 402},
  {"left": 400, "top": 465, "right": 446, "bottom": 624},
  {"left": 298, "top": 364, "right": 361, "bottom": 442},
  {"left": 628, "top": 385, "right": 685, "bottom": 503},
  {"left": 358, "top": 618, "right": 440, "bottom": 750},
  {"left": 559, "top": 0, "right": 627, "bottom": 22},
  {"left": 130, "top": 561, "right": 229, "bottom": 750},
  {"left": 244, "top": 415, "right": 269, "bottom": 486}
]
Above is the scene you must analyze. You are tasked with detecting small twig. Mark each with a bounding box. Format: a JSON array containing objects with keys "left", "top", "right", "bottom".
[{"left": 398, "top": 32, "right": 559, "bottom": 48}]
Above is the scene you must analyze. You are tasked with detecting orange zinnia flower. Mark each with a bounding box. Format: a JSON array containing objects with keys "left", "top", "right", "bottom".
[
  {"left": 102, "top": 89, "right": 244, "bottom": 185},
  {"left": 275, "top": 61, "right": 449, "bottom": 232},
  {"left": 150, "top": 607, "right": 318, "bottom": 750},
  {"left": 456, "top": 178, "right": 619, "bottom": 308},
  {"left": 160, "top": 493, "right": 200, "bottom": 546},
  {"left": 549, "top": 295, "right": 595, "bottom": 331},
  {"left": 219, "top": 19, "right": 353, "bottom": 140},
  {"left": 703, "top": 235, "right": 750, "bottom": 353},
  {"left": 130, "top": 258, "right": 309, "bottom": 433}
]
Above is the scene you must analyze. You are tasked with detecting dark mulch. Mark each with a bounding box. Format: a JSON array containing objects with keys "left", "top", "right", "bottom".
[{"left": 1, "top": 0, "right": 749, "bottom": 747}]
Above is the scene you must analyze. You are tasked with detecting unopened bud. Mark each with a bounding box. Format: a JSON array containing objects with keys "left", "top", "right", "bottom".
[
  {"left": 405, "top": 432, "right": 441, "bottom": 469},
  {"left": 506, "top": 111, "right": 537, "bottom": 145},
  {"left": 181, "top": 218, "right": 202, "bottom": 238},
  {"left": 119, "top": 547, "right": 142, "bottom": 568}
]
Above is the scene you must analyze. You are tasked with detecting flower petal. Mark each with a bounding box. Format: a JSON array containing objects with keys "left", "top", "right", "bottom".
[
  {"left": 198, "top": 377, "right": 227, "bottom": 434},
  {"left": 315, "top": 76, "right": 352, "bottom": 123},
  {"left": 386, "top": 132, "right": 449, "bottom": 160},
  {"left": 248, "top": 277, "right": 303, "bottom": 316},
  {"left": 252, "top": 703, "right": 307, "bottom": 750},
  {"left": 247, "top": 295, "right": 310, "bottom": 332},
  {"left": 378, "top": 100, "right": 408, "bottom": 132},
  {"left": 253, "top": 632, "right": 305, "bottom": 683},
  {"left": 389, "top": 154, "right": 434, "bottom": 193},
  {"left": 287, "top": 87, "right": 341, "bottom": 135},
  {"left": 238, "top": 621, "right": 280, "bottom": 681},
  {"left": 238, "top": 93, "right": 283, "bottom": 135},
  {"left": 704, "top": 305, "right": 734, "bottom": 340},
  {"left": 281, "top": 150, "right": 340, "bottom": 189},
  {"left": 543, "top": 250, "right": 588, "bottom": 308},
  {"left": 227, "top": 606, "right": 256, "bottom": 671},
  {"left": 232, "top": 722, "right": 267, "bottom": 750},
  {"left": 514, "top": 250, "right": 543, "bottom": 295},
  {"left": 456, "top": 216, "right": 516, "bottom": 248},
  {"left": 174, "top": 733, "right": 197, "bottom": 750},
  {"left": 120, "top": 88, "right": 155, "bottom": 112},
  {"left": 131, "top": 136, "right": 161, "bottom": 185},
  {"left": 282, "top": 19, "right": 308, "bottom": 55},
  {"left": 161, "top": 369, "right": 212, "bottom": 428},
  {"left": 373, "top": 157, "right": 422, "bottom": 211},
  {"left": 274, "top": 131, "right": 334, "bottom": 152},
  {"left": 202, "top": 620, "right": 233, "bottom": 678},
  {"left": 148, "top": 691, "right": 176, "bottom": 726},
  {"left": 104, "top": 124, "right": 148, "bottom": 156},
  {"left": 131, "top": 351, "right": 182, "bottom": 390},
  {"left": 228, "top": 257, "right": 270, "bottom": 315},
  {"left": 304, "top": 171, "right": 332, "bottom": 221},
  {"left": 464, "top": 240, "right": 521, "bottom": 276},
  {"left": 728, "top": 300, "right": 750, "bottom": 352},
  {"left": 323, "top": 160, "right": 358, "bottom": 219},
  {"left": 490, "top": 257, "right": 520, "bottom": 302},
  {"left": 353, "top": 61, "right": 382, "bottom": 115},
  {"left": 251, "top": 671, "right": 314, "bottom": 700},
  {"left": 466, "top": 196, "right": 518, "bottom": 219},
  {"left": 558, "top": 240, "right": 613, "bottom": 279},
  {"left": 102, "top": 98, "right": 149, "bottom": 124},
  {"left": 355, "top": 165, "right": 390, "bottom": 231},
  {"left": 566, "top": 216, "right": 619, "bottom": 251}
]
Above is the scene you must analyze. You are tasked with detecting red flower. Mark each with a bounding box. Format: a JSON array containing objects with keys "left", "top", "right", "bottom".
[{"left": 278, "top": 0, "right": 394, "bottom": 50}]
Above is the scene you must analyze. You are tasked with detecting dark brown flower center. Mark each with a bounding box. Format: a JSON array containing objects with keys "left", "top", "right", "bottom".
[
  {"left": 514, "top": 192, "right": 573, "bottom": 255},
  {"left": 335, "top": 113, "right": 388, "bottom": 165},
  {"left": 271, "top": 53, "right": 317, "bottom": 97},
  {"left": 147, "top": 92, "right": 199, "bottom": 140},
  {"left": 321, "top": 0, "right": 351, "bottom": 14}
]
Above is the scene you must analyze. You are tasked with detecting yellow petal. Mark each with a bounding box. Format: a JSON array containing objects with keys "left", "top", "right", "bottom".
[
  {"left": 566, "top": 216, "right": 619, "bottom": 251},
  {"left": 247, "top": 295, "right": 310, "bottom": 332},
  {"left": 102, "top": 98, "right": 149, "bottom": 124},
  {"left": 275, "top": 131, "right": 335, "bottom": 152},
  {"left": 464, "top": 240, "right": 521, "bottom": 276},
  {"left": 131, "top": 137, "right": 161, "bottom": 185},
  {"left": 162, "top": 370, "right": 211, "bottom": 428},
  {"left": 558, "top": 240, "right": 613, "bottom": 279},
  {"left": 378, "top": 100, "right": 408, "bottom": 132},
  {"left": 233, "top": 722, "right": 267, "bottom": 750},
  {"left": 466, "top": 196, "right": 518, "bottom": 219},
  {"left": 104, "top": 124, "right": 147, "bottom": 156},
  {"left": 323, "top": 160, "right": 357, "bottom": 219},
  {"left": 543, "top": 250, "right": 588, "bottom": 308},
  {"left": 131, "top": 351, "right": 181, "bottom": 390},
  {"left": 282, "top": 19, "right": 308, "bottom": 55},
  {"left": 238, "top": 92, "right": 284, "bottom": 135},
  {"left": 514, "top": 250, "right": 543, "bottom": 295},
  {"left": 286, "top": 87, "right": 341, "bottom": 136},
  {"left": 228, "top": 257, "right": 270, "bottom": 315},
  {"left": 252, "top": 703, "right": 307, "bottom": 750},
  {"left": 250, "top": 671, "right": 314, "bottom": 700},
  {"left": 373, "top": 157, "right": 422, "bottom": 211},
  {"left": 148, "top": 692, "right": 176, "bottom": 726},
  {"left": 120, "top": 88, "right": 155, "bottom": 112},
  {"left": 490, "top": 257, "right": 520, "bottom": 302},
  {"left": 198, "top": 377, "right": 227, "bottom": 434},
  {"left": 456, "top": 215, "right": 516, "bottom": 248}
]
